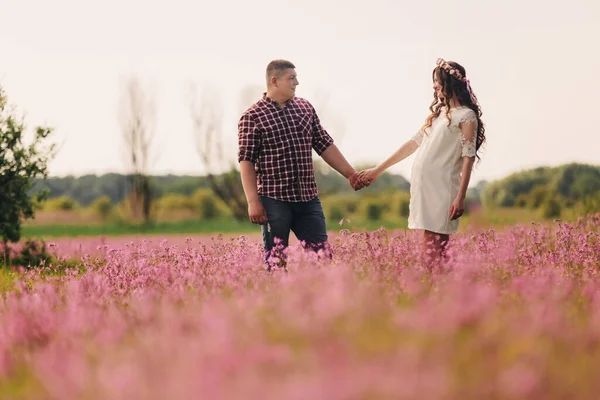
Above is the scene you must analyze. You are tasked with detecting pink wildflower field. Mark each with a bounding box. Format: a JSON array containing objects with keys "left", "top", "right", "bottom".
[{"left": 1, "top": 215, "right": 600, "bottom": 399}]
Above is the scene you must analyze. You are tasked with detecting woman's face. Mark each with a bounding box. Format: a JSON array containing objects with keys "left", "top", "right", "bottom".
[{"left": 433, "top": 70, "right": 444, "bottom": 100}]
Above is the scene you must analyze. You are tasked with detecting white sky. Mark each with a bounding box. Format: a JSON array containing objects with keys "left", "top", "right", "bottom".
[{"left": 1, "top": 0, "right": 598, "bottom": 184}]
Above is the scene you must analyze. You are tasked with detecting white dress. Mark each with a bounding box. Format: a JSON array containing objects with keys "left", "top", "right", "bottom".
[{"left": 408, "top": 106, "right": 478, "bottom": 234}]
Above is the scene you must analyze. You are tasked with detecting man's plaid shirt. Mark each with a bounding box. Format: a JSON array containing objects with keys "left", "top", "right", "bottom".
[{"left": 237, "top": 94, "right": 334, "bottom": 202}]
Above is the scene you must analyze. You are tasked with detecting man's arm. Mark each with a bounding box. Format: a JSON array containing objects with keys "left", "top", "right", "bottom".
[
  {"left": 310, "top": 106, "right": 362, "bottom": 189},
  {"left": 238, "top": 114, "right": 267, "bottom": 224},
  {"left": 320, "top": 144, "right": 366, "bottom": 190},
  {"left": 239, "top": 161, "right": 259, "bottom": 204},
  {"left": 320, "top": 144, "right": 356, "bottom": 179},
  {"left": 240, "top": 161, "right": 267, "bottom": 224}
]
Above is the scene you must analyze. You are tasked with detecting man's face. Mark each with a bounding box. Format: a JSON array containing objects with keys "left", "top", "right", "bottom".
[{"left": 274, "top": 68, "right": 299, "bottom": 100}]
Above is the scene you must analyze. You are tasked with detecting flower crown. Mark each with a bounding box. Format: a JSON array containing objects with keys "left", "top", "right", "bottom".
[{"left": 436, "top": 58, "right": 467, "bottom": 83}]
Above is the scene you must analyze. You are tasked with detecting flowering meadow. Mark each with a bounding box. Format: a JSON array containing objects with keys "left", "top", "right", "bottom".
[{"left": 1, "top": 215, "right": 600, "bottom": 399}]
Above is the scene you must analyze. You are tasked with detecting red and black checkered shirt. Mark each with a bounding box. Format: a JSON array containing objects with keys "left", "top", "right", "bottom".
[{"left": 238, "top": 94, "right": 334, "bottom": 202}]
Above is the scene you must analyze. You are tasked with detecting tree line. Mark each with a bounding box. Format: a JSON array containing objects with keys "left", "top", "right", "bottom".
[
  {"left": 482, "top": 163, "right": 600, "bottom": 217},
  {"left": 31, "top": 162, "right": 411, "bottom": 207}
]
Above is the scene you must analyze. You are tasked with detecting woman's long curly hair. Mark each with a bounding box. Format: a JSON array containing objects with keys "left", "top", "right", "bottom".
[{"left": 421, "top": 61, "right": 486, "bottom": 161}]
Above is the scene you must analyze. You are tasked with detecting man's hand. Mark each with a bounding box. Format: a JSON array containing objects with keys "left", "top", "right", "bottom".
[
  {"left": 248, "top": 199, "right": 268, "bottom": 224},
  {"left": 348, "top": 172, "right": 367, "bottom": 191},
  {"left": 320, "top": 146, "right": 367, "bottom": 191},
  {"left": 357, "top": 168, "right": 380, "bottom": 187}
]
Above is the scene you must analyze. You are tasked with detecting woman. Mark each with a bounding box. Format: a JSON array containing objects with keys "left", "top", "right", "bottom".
[{"left": 358, "top": 58, "right": 486, "bottom": 265}]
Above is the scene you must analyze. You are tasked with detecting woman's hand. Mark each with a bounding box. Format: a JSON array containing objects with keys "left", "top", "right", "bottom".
[
  {"left": 449, "top": 196, "right": 465, "bottom": 220},
  {"left": 357, "top": 168, "right": 380, "bottom": 187}
]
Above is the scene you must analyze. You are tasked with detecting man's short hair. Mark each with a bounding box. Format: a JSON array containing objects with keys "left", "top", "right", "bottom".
[{"left": 266, "top": 59, "right": 296, "bottom": 82}]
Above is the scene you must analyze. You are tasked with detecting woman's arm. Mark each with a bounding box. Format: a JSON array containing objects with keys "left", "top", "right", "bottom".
[
  {"left": 449, "top": 116, "right": 478, "bottom": 220},
  {"left": 358, "top": 139, "right": 419, "bottom": 184}
]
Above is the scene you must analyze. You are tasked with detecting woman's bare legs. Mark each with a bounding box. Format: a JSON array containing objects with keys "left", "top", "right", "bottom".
[{"left": 423, "top": 230, "right": 449, "bottom": 269}]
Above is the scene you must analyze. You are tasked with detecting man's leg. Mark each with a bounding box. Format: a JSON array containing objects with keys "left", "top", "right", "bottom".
[
  {"left": 260, "top": 196, "right": 293, "bottom": 271},
  {"left": 291, "top": 196, "right": 332, "bottom": 259}
]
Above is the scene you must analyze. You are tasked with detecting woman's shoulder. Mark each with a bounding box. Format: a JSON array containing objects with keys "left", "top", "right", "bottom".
[
  {"left": 451, "top": 105, "right": 474, "bottom": 114},
  {"left": 440, "top": 105, "right": 473, "bottom": 115},
  {"left": 451, "top": 106, "right": 477, "bottom": 124}
]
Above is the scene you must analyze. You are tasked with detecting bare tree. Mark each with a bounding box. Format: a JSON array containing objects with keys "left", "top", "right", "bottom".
[
  {"left": 189, "top": 83, "right": 247, "bottom": 221},
  {"left": 238, "top": 85, "right": 264, "bottom": 115},
  {"left": 118, "top": 77, "right": 156, "bottom": 223}
]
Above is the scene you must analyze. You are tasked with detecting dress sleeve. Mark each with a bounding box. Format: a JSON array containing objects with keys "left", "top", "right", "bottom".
[
  {"left": 411, "top": 129, "right": 425, "bottom": 146},
  {"left": 459, "top": 109, "right": 478, "bottom": 158}
]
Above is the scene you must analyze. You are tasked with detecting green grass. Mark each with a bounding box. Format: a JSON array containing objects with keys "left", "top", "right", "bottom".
[
  {"left": 21, "top": 206, "right": 582, "bottom": 240},
  {"left": 22, "top": 218, "right": 258, "bottom": 238},
  {"left": 21, "top": 217, "right": 408, "bottom": 239}
]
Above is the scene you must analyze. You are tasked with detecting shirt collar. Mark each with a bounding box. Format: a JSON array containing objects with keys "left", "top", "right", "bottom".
[{"left": 261, "top": 92, "right": 294, "bottom": 110}]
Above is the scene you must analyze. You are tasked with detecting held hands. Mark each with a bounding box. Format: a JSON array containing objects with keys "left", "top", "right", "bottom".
[
  {"left": 248, "top": 199, "right": 268, "bottom": 224},
  {"left": 348, "top": 172, "right": 367, "bottom": 191},
  {"left": 357, "top": 168, "right": 380, "bottom": 187},
  {"left": 348, "top": 168, "right": 380, "bottom": 190},
  {"left": 449, "top": 196, "right": 465, "bottom": 220}
]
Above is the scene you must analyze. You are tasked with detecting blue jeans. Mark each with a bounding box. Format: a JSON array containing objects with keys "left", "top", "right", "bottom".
[{"left": 259, "top": 196, "right": 330, "bottom": 269}]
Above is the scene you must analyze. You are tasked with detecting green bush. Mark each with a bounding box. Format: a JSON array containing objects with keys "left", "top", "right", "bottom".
[
  {"left": 44, "top": 196, "right": 78, "bottom": 211},
  {"left": 542, "top": 196, "right": 562, "bottom": 219},
  {"left": 321, "top": 195, "right": 359, "bottom": 219},
  {"left": 327, "top": 203, "right": 345, "bottom": 222},
  {"left": 515, "top": 194, "right": 528, "bottom": 208},
  {"left": 199, "top": 195, "right": 220, "bottom": 219},
  {"left": 363, "top": 200, "right": 384, "bottom": 221},
  {"left": 346, "top": 200, "right": 359, "bottom": 213},
  {"left": 582, "top": 192, "right": 600, "bottom": 215},
  {"left": 91, "top": 196, "right": 113, "bottom": 220},
  {"left": 9, "top": 239, "right": 53, "bottom": 269},
  {"left": 395, "top": 193, "right": 411, "bottom": 218},
  {"left": 156, "top": 193, "right": 194, "bottom": 211},
  {"left": 527, "top": 185, "right": 549, "bottom": 209},
  {"left": 192, "top": 189, "right": 224, "bottom": 219}
]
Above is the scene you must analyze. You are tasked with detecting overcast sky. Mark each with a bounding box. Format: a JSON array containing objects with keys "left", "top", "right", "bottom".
[{"left": 1, "top": 0, "right": 598, "bottom": 184}]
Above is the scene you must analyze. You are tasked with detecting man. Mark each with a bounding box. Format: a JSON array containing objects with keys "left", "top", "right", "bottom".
[{"left": 238, "top": 59, "right": 364, "bottom": 270}]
